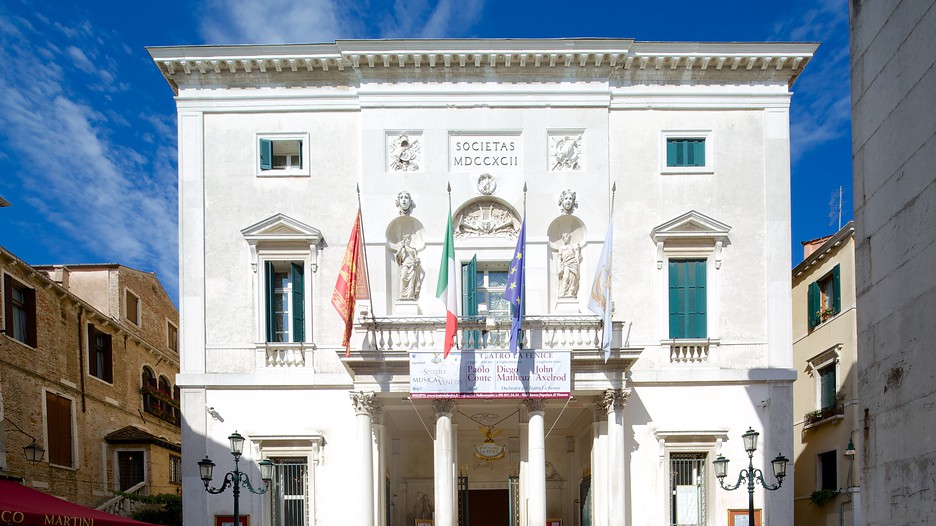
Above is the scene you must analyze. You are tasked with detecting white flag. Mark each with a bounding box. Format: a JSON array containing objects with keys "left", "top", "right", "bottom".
[{"left": 587, "top": 223, "right": 613, "bottom": 362}]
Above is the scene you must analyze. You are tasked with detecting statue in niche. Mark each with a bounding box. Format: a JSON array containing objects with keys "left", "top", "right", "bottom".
[
  {"left": 557, "top": 232, "right": 582, "bottom": 297},
  {"left": 395, "top": 234, "right": 422, "bottom": 300},
  {"left": 396, "top": 190, "right": 415, "bottom": 216},
  {"left": 389, "top": 132, "right": 421, "bottom": 172},
  {"left": 551, "top": 134, "right": 582, "bottom": 171},
  {"left": 558, "top": 189, "right": 578, "bottom": 215}
]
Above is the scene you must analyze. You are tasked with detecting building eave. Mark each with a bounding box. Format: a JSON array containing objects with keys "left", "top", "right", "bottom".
[
  {"left": 792, "top": 220, "right": 855, "bottom": 278},
  {"left": 148, "top": 39, "right": 818, "bottom": 96}
]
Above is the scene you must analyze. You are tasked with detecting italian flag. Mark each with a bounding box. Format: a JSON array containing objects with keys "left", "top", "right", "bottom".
[{"left": 436, "top": 209, "right": 458, "bottom": 358}]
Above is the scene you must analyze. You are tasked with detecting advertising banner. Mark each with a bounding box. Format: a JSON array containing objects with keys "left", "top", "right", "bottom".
[{"left": 409, "top": 350, "right": 570, "bottom": 399}]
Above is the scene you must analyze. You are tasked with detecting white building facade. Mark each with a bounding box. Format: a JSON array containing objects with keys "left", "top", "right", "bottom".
[{"left": 150, "top": 39, "right": 815, "bottom": 526}]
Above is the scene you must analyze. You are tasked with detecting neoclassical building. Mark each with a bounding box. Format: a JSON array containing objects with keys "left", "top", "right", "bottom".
[{"left": 150, "top": 39, "right": 815, "bottom": 526}]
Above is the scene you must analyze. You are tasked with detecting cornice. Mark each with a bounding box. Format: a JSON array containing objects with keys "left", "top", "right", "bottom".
[
  {"left": 148, "top": 39, "right": 818, "bottom": 95},
  {"left": 792, "top": 220, "right": 855, "bottom": 279}
]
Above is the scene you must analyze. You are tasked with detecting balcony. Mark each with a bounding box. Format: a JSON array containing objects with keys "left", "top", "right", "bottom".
[{"left": 341, "top": 314, "right": 639, "bottom": 379}]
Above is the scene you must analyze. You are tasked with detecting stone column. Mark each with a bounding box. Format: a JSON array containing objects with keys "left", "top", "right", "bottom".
[
  {"left": 525, "top": 398, "right": 547, "bottom": 526},
  {"left": 433, "top": 399, "right": 456, "bottom": 526},
  {"left": 605, "top": 389, "right": 630, "bottom": 526},
  {"left": 519, "top": 408, "right": 529, "bottom": 526},
  {"left": 351, "top": 391, "right": 379, "bottom": 526},
  {"left": 594, "top": 396, "right": 610, "bottom": 526},
  {"left": 374, "top": 410, "right": 387, "bottom": 526}
]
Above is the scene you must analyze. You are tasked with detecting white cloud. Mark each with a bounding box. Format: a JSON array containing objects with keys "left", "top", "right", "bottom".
[
  {"left": 772, "top": 0, "right": 851, "bottom": 164},
  {"left": 0, "top": 8, "right": 179, "bottom": 299},
  {"left": 198, "top": 0, "right": 350, "bottom": 44},
  {"left": 197, "top": 0, "right": 487, "bottom": 44},
  {"left": 66, "top": 45, "right": 95, "bottom": 72}
]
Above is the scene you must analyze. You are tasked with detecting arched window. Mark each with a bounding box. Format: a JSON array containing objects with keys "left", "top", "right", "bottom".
[
  {"left": 158, "top": 376, "right": 172, "bottom": 418},
  {"left": 141, "top": 367, "right": 156, "bottom": 414}
]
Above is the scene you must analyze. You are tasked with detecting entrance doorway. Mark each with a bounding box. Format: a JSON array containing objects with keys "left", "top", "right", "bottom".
[{"left": 466, "top": 489, "right": 509, "bottom": 526}]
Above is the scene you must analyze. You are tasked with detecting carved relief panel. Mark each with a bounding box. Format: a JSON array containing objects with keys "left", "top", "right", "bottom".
[
  {"left": 388, "top": 132, "right": 422, "bottom": 172},
  {"left": 548, "top": 132, "right": 583, "bottom": 171},
  {"left": 454, "top": 200, "right": 521, "bottom": 239}
]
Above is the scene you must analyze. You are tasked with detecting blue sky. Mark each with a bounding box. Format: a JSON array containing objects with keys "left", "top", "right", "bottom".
[{"left": 0, "top": 0, "right": 852, "bottom": 305}]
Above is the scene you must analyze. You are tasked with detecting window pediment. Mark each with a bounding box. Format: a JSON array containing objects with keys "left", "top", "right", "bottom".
[
  {"left": 242, "top": 213, "right": 323, "bottom": 271},
  {"left": 650, "top": 210, "right": 731, "bottom": 269}
]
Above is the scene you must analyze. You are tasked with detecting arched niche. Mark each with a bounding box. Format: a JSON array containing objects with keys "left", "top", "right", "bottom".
[
  {"left": 453, "top": 197, "right": 521, "bottom": 239},
  {"left": 386, "top": 216, "right": 426, "bottom": 309},
  {"left": 547, "top": 215, "right": 588, "bottom": 311}
]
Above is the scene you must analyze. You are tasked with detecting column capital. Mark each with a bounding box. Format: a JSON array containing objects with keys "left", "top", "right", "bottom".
[
  {"left": 523, "top": 398, "right": 546, "bottom": 414},
  {"left": 350, "top": 390, "right": 380, "bottom": 416},
  {"left": 594, "top": 396, "right": 610, "bottom": 421},
  {"left": 603, "top": 388, "right": 631, "bottom": 412},
  {"left": 432, "top": 398, "right": 456, "bottom": 415}
]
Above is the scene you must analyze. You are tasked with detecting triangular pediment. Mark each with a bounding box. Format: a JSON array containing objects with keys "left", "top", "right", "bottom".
[
  {"left": 241, "top": 213, "right": 323, "bottom": 244},
  {"left": 650, "top": 210, "right": 731, "bottom": 243}
]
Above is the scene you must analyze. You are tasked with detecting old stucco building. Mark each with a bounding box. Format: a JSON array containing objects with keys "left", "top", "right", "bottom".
[
  {"left": 151, "top": 38, "right": 815, "bottom": 526},
  {"left": 0, "top": 247, "right": 181, "bottom": 510},
  {"left": 791, "top": 222, "right": 860, "bottom": 526},
  {"left": 851, "top": 1, "right": 936, "bottom": 525}
]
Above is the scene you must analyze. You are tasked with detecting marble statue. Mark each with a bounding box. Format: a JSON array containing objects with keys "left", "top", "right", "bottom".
[
  {"left": 557, "top": 232, "right": 582, "bottom": 297},
  {"left": 395, "top": 234, "right": 422, "bottom": 299}
]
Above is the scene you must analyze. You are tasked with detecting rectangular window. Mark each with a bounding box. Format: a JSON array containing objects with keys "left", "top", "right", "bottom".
[
  {"left": 669, "top": 453, "right": 707, "bottom": 526},
  {"left": 45, "top": 392, "right": 73, "bottom": 467},
  {"left": 461, "top": 258, "right": 513, "bottom": 348},
  {"left": 169, "top": 455, "right": 182, "bottom": 484},
  {"left": 258, "top": 134, "right": 310, "bottom": 176},
  {"left": 818, "top": 450, "right": 837, "bottom": 490},
  {"left": 88, "top": 324, "right": 113, "bottom": 383},
  {"left": 272, "top": 458, "right": 309, "bottom": 526},
  {"left": 126, "top": 290, "right": 140, "bottom": 326},
  {"left": 167, "top": 322, "right": 179, "bottom": 352},
  {"left": 666, "top": 138, "right": 706, "bottom": 167},
  {"left": 669, "top": 259, "right": 707, "bottom": 339},
  {"left": 4, "top": 274, "right": 37, "bottom": 346},
  {"left": 818, "top": 363, "right": 837, "bottom": 410},
  {"left": 808, "top": 264, "right": 841, "bottom": 329},
  {"left": 265, "top": 261, "right": 304, "bottom": 342}
]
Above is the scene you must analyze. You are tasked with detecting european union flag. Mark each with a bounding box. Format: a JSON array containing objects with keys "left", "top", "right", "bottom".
[{"left": 502, "top": 218, "right": 526, "bottom": 353}]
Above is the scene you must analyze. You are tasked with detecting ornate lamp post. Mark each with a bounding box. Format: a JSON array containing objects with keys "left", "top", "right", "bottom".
[
  {"left": 713, "top": 427, "right": 789, "bottom": 526},
  {"left": 198, "top": 431, "right": 274, "bottom": 526}
]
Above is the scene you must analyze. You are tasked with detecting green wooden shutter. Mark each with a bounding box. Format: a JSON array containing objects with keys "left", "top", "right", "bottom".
[
  {"left": 462, "top": 256, "right": 478, "bottom": 348},
  {"left": 291, "top": 262, "right": 304, "bottom": 342},
  {"left": 668, "top": 261, "right": 684, "bottom": 338},
  {"left": 808, "top": 281, "right": 820, "bottom": 329},
  {"left": 832, "top": 264, "right": 841, "bottom": 315},
  {"left": 669, "top": 260, "right": 706, "bottom": 338},
  {"left": 666, "top": 140, "right": 677, "bottom": 166},
  {"left": 462, "top": 256, "right": 478, "bottom": 316},
  {"left": 693, "top": 139, "right": 705, "bottom": 166},
  {"left": 259, "top": 139, "right": 273, "bottom": 170},
  {"left": 693, "top": 260, "right": 707, "bottom": 338},
  {"left": 88, "top": 324, "right": 99, "bottom": 378},
  {"left": 265, "top": 261, "right": 275, "bottom": 341}
]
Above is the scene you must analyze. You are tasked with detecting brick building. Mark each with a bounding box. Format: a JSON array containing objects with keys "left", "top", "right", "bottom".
[{"left": 0, "top": 246, "right": 181, "bottom": 510}]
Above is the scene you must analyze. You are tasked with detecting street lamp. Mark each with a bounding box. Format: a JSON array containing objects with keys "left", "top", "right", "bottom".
[
  {"left": 23, "top": 439, "right": 44, "bottom": 463},
  {"left": 713, "top": 427, "right": 789, "bottom": 526},
  {"left": 199, "top": 431, "right": 274, "bottom": 526}
]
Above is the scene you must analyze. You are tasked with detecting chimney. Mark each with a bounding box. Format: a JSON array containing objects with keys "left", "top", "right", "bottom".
[{"left": 51, "top": 265, "right": 70, "bottom": 290}]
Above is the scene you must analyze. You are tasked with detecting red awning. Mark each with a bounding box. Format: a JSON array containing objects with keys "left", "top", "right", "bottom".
[{"left": 0, "top": 479, "right": 160, "bottom": 526}]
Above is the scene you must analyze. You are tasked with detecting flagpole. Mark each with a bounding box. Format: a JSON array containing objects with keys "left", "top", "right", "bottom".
[{"left": 356, "top": 183, "right": 378, "bottom": 348}]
